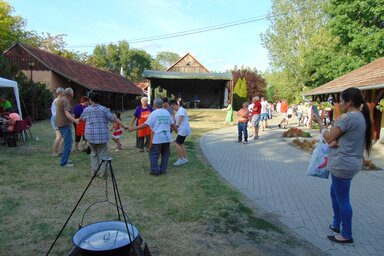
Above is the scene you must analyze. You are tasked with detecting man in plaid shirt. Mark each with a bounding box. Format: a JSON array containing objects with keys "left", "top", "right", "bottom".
[{"left": 80, "top": 93, "right": 128, "bottom": 177}]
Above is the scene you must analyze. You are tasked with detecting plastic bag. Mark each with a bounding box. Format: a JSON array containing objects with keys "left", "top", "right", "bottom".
[{"left": 306, "top": 135, "right": 330, "bottom": 179}]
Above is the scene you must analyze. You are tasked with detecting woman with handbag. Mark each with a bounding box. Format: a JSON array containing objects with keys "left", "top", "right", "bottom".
[{"left": 313, "top": 87, "right": 372, "bottom": 244}]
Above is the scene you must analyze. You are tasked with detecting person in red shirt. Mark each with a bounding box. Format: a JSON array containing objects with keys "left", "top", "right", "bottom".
[{"left": 251, "top": 96, "right": 262, "bottom": 140}]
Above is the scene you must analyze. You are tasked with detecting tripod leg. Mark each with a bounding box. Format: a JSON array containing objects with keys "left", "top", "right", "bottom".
[{"left": 45, "top": 160, "right": 105, "bottom": 256}]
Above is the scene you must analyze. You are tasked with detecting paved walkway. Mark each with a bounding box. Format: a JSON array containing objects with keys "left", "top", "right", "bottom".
[{"left": 200, "top": 124, "right": 384, "bottom": 256}]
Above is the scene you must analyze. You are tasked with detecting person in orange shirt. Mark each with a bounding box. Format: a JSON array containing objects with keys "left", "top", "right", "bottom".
[
  {"left": 130, "top": 97, "right": 153, "bottom": 152},
  {"left": 236, "top": 102, "right": 249, "bottom": 144},
  {"left": 281, "top": 99, "right": 289, "bottom": 118}
]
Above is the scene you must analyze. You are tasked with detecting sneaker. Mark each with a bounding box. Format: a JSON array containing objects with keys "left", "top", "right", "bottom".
[
  {"left": 114, "top": 148, "right": 122, "bottom": 152},
  {"left": 62, "top": 163, "right": 74, "bottom": 168},
  {"left": 174, "top": 159, "right": 185, "bottom": 166},
  {"left": 182, "top": 158, "right": 189, "bottom": 164},
  {"left": 67, "top": 160, "right": 73, "bottom": 164},
  {"left": 243, "top": 141, "right": 248, "bottom": 144}
]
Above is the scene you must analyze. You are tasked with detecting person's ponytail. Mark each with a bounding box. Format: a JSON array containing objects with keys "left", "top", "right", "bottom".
[
  {"left": 361, "top": 103, "right": 372, "bottom": 155},
  {"left": 341, "top": 87, "right": 372, "bottom": 156}
]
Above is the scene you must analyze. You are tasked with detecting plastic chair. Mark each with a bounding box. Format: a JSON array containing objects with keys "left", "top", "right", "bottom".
[
  {"left": 24, "top": 116, "right": 33, "bottom": 140},
  {"left": 12, "top": 120, "right": 27, "bottom": 144}
]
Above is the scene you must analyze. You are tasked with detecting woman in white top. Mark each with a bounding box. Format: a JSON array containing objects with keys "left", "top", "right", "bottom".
[
  {"left": 170, "top": 100, "right": 191, "bottom": 166},
  {"left": 51, "top": 87, "right": 64, "bottom": 157}
]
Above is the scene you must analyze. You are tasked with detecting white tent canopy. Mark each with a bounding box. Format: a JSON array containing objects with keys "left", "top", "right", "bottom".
[{"left": 0, "top": 77, "right": 23, "bottom": 119}]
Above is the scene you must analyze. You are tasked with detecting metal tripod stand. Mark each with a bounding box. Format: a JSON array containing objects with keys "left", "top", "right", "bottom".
[{"left": 46, "top": 157, "right": 150, "bottom": 256}]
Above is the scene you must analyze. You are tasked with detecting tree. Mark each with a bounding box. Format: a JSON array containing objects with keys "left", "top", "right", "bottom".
[
  {"left": 301, "top": 0, "right": 384, "bottom": 88},
  {"left": 232, "top": 67, "right": 267, "bottom": 99},
  {"left": 233, "top": 78, "right": 247, "bottom": 109},
  {"left": 151, "top": 51, "right": 180, "bottom": 70},
  {"left": 327, "top": 0, "right": 384, "bottom": 63},
  {"left": 261, "top": 0, "right": 329, "bottom": 99},
  {"left": 0, "top": 0, "right": 27, "bottom": 52},
  {"left": 88, "top": 41, "right": 153, "bottom": 82},
  {"left": 124, "top": 48, "right": 152, "bottom": 82},
  {"left": 264, "top": 69, "right": 301, "bottom": 103}
]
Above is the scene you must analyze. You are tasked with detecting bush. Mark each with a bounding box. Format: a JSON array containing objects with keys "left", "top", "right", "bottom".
[
  {"left": 233, "top": 78, "right": 247, "bottom": 109},
  {"left": 16, "top": 73, "right": 53, "bottom": 120}
]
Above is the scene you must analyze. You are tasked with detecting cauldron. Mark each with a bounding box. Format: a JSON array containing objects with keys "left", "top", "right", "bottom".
[{"left": 72, "top": 220, "right": 139, "bottom": 256}]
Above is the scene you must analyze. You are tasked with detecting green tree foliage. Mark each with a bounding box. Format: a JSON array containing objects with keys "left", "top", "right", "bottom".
[
  {"left": 261, "top": 0, "right": 327, "bottom": 101},
  {"left": 264, "top": 69, "right": 302, "bottom": 103},
  {"left": 232, "top": 67, "right": 267, "bottom": 100},
  {"left": 263, "top": 0, "right": 384, "bottom": 98},
  {"left": 233, "top": 78, "right": 246, "bottom": 109},
  {"left": 302, "top": 0, "right": 384, "bottom": 88},
  {"left": 88, "top": 41, "right": 152, "bottom": 82},
  {"left": 151, "top": 51, "right": 180, "bottom": 70},
  {"left": 126, "top": 48, "right": 152, "bottom": 82},
  {"left": 0, "top": 0, "right": 27, "bottom": 52},
  {"left": 327, "top": 0, "right": 384, "bottom": 63}
]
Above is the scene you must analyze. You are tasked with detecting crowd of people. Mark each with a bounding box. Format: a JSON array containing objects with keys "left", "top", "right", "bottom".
[
  {"left": 2, "top": 84, "right": 373, "bottom": 245},
  {"left": 229, "top": 90, "right": 370, "bottom": 244},
  {"left": 49, "top": 89, "right": 191, "bottom": 177}
]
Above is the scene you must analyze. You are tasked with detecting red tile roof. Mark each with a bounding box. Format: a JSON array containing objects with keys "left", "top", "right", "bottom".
[
  {"left": 306, "top": 57, "right": 384, "bottom": 96},
  {"left": 5, "top": 43, "right": 143, "bottom": 95}
]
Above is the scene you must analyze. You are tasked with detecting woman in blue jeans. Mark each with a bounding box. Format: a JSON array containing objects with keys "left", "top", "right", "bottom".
[{"left": 313, "top": 87, "right": 372, "bottom": 244}]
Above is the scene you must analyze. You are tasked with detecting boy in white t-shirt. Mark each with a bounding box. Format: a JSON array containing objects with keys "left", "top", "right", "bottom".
[
  {"left": 128, "top": 98, "right": 175, "bottom": 176},
  {"left": 170, "top": 100, "right": 191, "bottom": 166}
]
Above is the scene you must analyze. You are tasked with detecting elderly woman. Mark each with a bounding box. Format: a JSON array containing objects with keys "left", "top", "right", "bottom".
[
  {"left": 80, "top": 93, "right": 128, "bottom": 177},
  {"left": 130, "top": 96, "right": 153, "bottom": 152},
  {"left": 313, "top": 87, "right": 372, "bottom": 244},
  {"left": 51, "top": 87, "right": 64, "bottom": 157}
]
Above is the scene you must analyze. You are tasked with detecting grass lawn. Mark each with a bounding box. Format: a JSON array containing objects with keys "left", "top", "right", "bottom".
[{"left": 0, "top": 109, "right": 322, "bottom": 256}]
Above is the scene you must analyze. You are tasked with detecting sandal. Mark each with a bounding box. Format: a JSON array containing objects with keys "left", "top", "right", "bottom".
[{"left": 327, "top": 235, "right": 353, "bottom": 244}]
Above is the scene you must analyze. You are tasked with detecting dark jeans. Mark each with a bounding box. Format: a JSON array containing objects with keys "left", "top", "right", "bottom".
[
  {"left": 138, "top": 135, "right": 150, "bottom": 150},
  {"left": 238, "top": 122, "right": 248, "bottom": 142},
  {"left": 330, "top": 174, "right": 353, "bottom": 239},
  {"left": 59, "top": 126, "right": 72, "bottom": 166},
  {"left": 149, "top": 143, "right": 170, "bottom": 174}
]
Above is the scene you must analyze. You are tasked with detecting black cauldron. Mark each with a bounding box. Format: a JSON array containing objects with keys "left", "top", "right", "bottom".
[{"left": 72, "top": 221, "right": 139, "bottom": 256}]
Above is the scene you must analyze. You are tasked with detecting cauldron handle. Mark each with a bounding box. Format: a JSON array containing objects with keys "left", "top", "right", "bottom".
[{"left": 79, "top": 200, "right": 132, "bottom": 229}]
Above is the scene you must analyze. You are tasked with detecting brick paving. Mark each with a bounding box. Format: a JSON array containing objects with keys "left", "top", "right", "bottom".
[{"left": 200, "top": 124, "right": 384, "bottom": 256}]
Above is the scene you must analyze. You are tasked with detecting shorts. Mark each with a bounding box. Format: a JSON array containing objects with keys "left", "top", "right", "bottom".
[
  {"left": 51, "top": 116, "right": 58, "bottom": 130},
  {"left": 251, "top": 114, "right": 261, "bottom": 127},
  {"left": 175, "top": 135, "right": 187, "bottom": 145},
  {"left": 260, "top": 113, "right": 268, "bottom": 121},
  {"left": 288, "top": 114, "right": 292, "bottom": 119}
]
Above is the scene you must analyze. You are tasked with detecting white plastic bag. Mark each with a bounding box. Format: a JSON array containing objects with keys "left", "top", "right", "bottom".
[{"left": 306, "top": 135, "right": 330, "bottom": 179}]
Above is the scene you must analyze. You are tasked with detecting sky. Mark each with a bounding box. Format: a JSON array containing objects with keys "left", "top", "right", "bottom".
[{"left": 8, "top": 0, "right": 272, "bottom": 72}]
